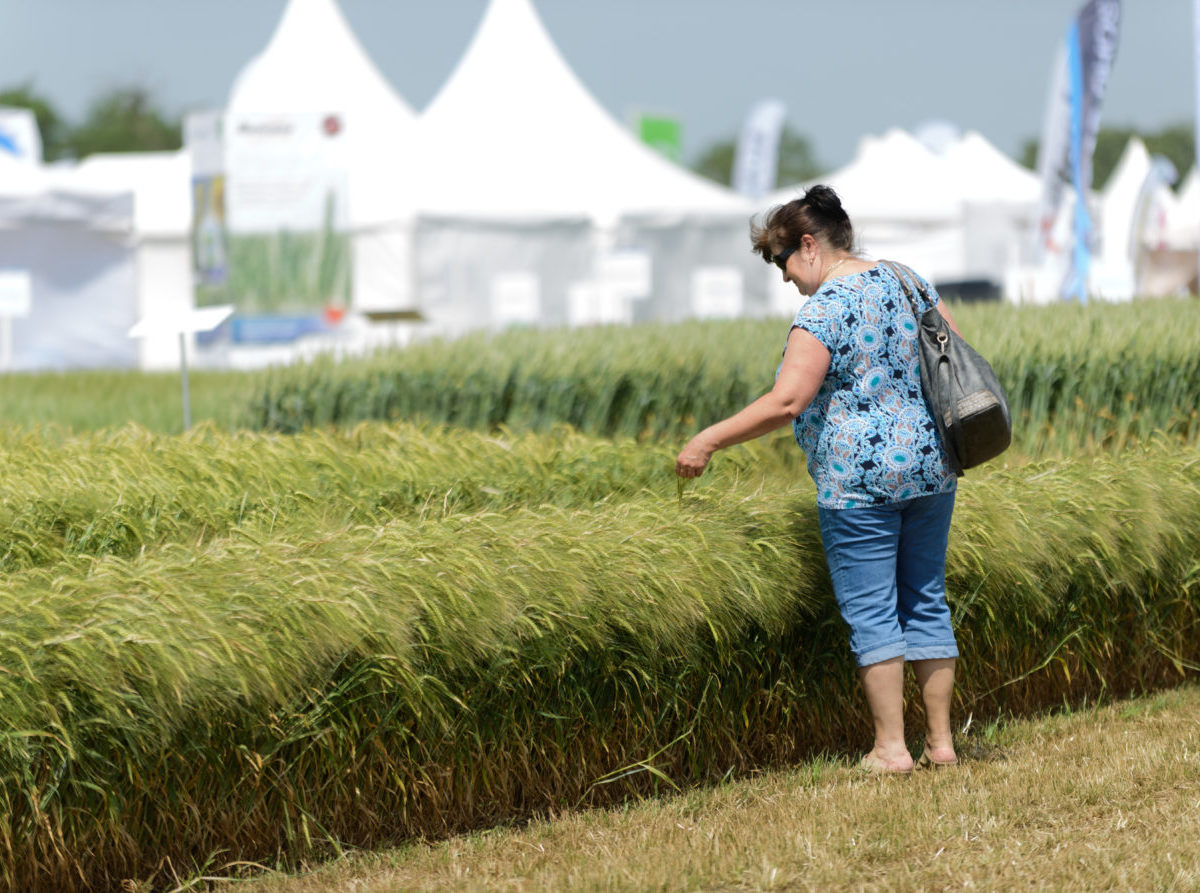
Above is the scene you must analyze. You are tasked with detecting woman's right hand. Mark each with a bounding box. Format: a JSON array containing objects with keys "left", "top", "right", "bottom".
[{"left": 675, "top": 436, "right": 714, "bottom": 478}]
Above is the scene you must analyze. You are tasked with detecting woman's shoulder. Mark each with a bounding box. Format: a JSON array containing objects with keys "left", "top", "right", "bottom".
[
  {"left": 874, "top": 260, "right": 936, "bottom": 296},
  {"left": 816, "top": 265, "right": 886, "bottom": 301}
]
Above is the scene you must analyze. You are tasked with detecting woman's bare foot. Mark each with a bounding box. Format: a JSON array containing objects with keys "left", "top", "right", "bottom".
[
  {"left": 859, "top": 746, "right": 914, "bottom": 774},
  {"left": 917, "top": 739, "right": 958, "bottom": 769}
]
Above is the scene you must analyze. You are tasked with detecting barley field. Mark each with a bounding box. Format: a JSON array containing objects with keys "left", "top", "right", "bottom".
[
  {"left": 246, "top": 299, "right": 1200, "bottom": 455},
  {"left": 0, "top": 298, "right": 1198, "bottom": 889}
]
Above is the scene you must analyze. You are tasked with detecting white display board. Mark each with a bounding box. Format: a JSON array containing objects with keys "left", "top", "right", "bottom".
[
  {"left": 691, "top": 267, "right": 744, "bottom": 319},
  {"left": 225, "top": 112, "right": 349, "bottom": 233},
  {"left": 568, "top": 281, "right": 631, "bottom": 327},
  {"left": 595, "top": 251, "right": 652, "bottom": 301},
  {"left": 128, "top": 305, "right": 235, "bottom": 339},
  {"left": 0, "top": 269, "right": 32, "bottom": 317},
  {"left": 129, "top": 305, "right": 235, "bottom": 430},
  {"left": 491, "top": 272, "right": 541, "bottom": 327}
]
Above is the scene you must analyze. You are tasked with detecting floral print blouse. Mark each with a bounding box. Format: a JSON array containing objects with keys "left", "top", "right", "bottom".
[{"left": 785, "top": 263, "right": 957, "bottom": 509}]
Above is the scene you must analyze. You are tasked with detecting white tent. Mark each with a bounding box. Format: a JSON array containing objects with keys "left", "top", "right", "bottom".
[
  {"left": 67, "top": 150, "right": 196, "bottom": 369},
  {"left": 770, "top": 129, "right": 961, "bottom": 226},
  {"left": 770, "top": 128, "right": 1046, "bottom": 295},
  {"left": 222, "top": 0, "right": 421, "bottom": 318},
  {"left": 1166, "top": 167, "right": 1200, "bottom": 292},
  {"left": 942, "top": 131, "right": 1042, "bottom": 289},
  {"left": 1089, "top": 137, "right": 1152, "bottom": 299},
  {"left": 0, "top": 154, "right": 139, "bottom": 370},
  {"left": 769, "top": 129, "right": 965, "bottom": 284},
  {"left": 942, "top": 131, "right": 1041, "bottom": 206},
  {"left": 1168, "top": 167, "right": 1199, "bottom": 253},
  {"left": 411, "top": 0, "right": 747, "bottom": 222},
  {"left": 225, "top": 0, "right": 417, "bottom": 235},
  {"left": 1142, "top": 164, "right": 1199, "bottom": 296},
  {"left": 386, "top": 0, "right": 755, "bottom": 334}
]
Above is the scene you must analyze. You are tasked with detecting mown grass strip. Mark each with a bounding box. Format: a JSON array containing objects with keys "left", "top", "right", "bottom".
[
  {"left": 0, "top": 441, "right": 1197, "bottom": 889},
  {"left": 225, "top": 684, "right": 1200, "bottom": 893}
]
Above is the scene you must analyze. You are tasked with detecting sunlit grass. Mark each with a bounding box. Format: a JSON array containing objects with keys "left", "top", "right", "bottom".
[{"left": 0, "top": 368, "right": 253, "bottom": 433}]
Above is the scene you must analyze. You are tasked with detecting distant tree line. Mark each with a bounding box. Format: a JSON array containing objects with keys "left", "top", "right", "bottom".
[
  {"left": 1020, "top": 123, "right": 1193, "bottom": 191},
  {"left": 691, "top": 122, "right": 1196, "bottom": 193},
  {"left": 691, "top": 126, "right": 822, "bottom": 190},
  {"left": 0, "top": 81, "right": 181, "bottom": 161},
  {"left": 4, "top": 78, "right": 1193, "bottom": 191}
]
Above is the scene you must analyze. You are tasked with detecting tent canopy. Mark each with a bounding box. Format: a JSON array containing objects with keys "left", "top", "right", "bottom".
[
  {"left": 226, "top": 0, "right": 418, "bottom": 232},
  {"left": 406, "top": 0, "right": 749, "bottom": 222},
  {"left": 1167, "top": 167, "right": 1199, "bottom": 250},
  {"left": 0, "top": 152, "right": 133, "bottom": 229},
  {"left": 227, "top": 0, "right": 414, "bottom": 126},
  {"left": 68, "top": 150, "right": 192, "bottom": 238},
  {"left": 942, "top": 131, "right": 1041, "bottom": 206},
  {"left": 0, "top": 158, "right": 139, "bottom": 370},
  {"left": 770, "top": 129, "right": 961, "bottom": 224},
  {"left": 769, "top": 129, "right": 1041, "bottom": 223}
]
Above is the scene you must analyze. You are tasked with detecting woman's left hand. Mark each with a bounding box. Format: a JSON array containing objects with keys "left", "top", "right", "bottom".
[{"left": 675, "top": 436, "right": 714, "bottom": 478}]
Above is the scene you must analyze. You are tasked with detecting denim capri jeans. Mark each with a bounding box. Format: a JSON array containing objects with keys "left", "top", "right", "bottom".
[{"left": 817, "top": 490, "right": 958, "bottom": 668}]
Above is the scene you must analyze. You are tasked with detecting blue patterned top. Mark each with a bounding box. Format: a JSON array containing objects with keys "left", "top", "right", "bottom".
[{"left": 784, "top": 264, "right": 957, "bottom": 509}]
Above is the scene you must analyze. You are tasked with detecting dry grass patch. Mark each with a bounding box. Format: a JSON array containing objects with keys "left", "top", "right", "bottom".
[{"left": 228, "top": 684, "right": 1200, "bottom": 892}]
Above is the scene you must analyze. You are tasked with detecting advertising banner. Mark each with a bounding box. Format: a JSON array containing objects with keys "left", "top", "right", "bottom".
[
  {"left": 218, "top": 112, "right": 352, "bottom": 314},
  {"left": 732, "top": 99, "right": 787, "bottom": 200},
  {"left": 224, "top": 111, "right": 349, "bottom": 235},
  {"left": 635, "top": 113, "right": 683, "bottom": 163},
  {"left": 1035, "top": 0, "right": 1121, "bottom": 301},
  {"left": 185, "top": 110, "right": 228, "bottom": 288}
]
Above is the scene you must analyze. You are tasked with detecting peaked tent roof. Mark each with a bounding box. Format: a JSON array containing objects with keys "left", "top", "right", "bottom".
[
  {"left": 1178, "top": 166, "right": 1200, "bottom": 209},
  {"left": 770, "top": 129, "right": 1041, "bottom": 225},
  {"left": 1098, "top": 137, "right": 1153, "bottom": 262},
  {"left": 227, "top": 0, "right": 415, "bottom": 129},
  {"left": 770, "top": 128, "right": 961, "bottom": 224},
  {"left": 407, "top": 0, "right": 748, "bottom": 221},
  {"left": 1163, "top": 166, "right": 1198, "bottom": 250},
  {"left": 941, "top": 131, "right": 1040, "bottom": 205}
]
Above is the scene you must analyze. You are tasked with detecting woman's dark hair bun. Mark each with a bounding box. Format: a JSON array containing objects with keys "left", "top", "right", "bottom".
[
  {"left": 803, "top": 184, "right": 842, "bottom": 213},
  {"left": 751, "top": 182, "right": 855, "bottom": 258}
]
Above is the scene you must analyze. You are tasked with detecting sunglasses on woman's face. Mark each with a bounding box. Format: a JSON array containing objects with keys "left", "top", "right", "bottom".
[{"left": 772, "top": 244, "right": 800, "bottom": 272}]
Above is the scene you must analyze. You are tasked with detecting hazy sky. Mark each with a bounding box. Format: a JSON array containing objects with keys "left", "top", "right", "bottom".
[{"left": 0, "top": 0, "right": 1193, "bottom": 170}]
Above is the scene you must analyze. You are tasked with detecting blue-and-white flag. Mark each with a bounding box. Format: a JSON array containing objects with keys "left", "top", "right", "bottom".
[
  {"left": 1035, "top": 0, "right": 1120, "bottom": 302},
  {"left": 0, "top": 108, "right": 42, "bottom": 166}
]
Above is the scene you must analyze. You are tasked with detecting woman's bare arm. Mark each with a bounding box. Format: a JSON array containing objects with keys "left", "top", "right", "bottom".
[{"left": 675, "top": 327, "right": 831, "bottom": 478}]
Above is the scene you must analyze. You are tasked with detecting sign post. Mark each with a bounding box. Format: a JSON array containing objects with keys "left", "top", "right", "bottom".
[{"left": 128, "top": 305, "right": 234, "bottom": 431}]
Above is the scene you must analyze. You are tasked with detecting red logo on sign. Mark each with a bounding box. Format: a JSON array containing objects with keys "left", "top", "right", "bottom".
[{"left": 323, "top": 115, "right": 342, "bottom": 136}]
